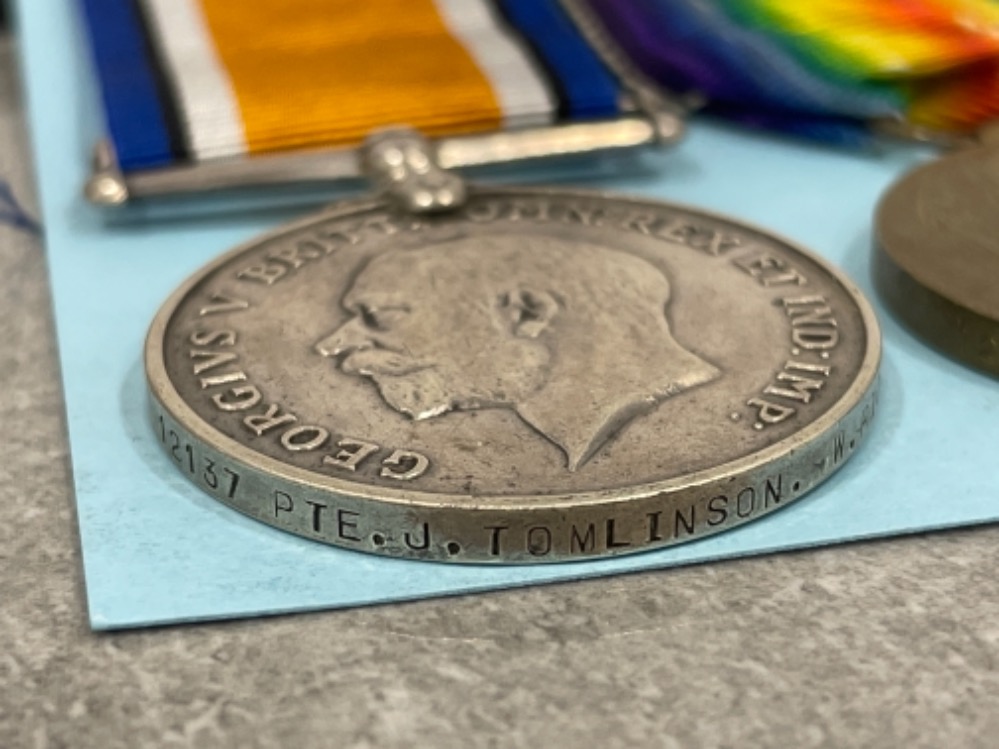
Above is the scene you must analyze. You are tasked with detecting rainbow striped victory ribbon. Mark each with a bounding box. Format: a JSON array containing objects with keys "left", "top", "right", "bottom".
[
  {"left": 589, "top": 0, "right": 999, "bottom": 143},
  {"left": 79, "top": 0, "right": 999, "bottom": 204}
]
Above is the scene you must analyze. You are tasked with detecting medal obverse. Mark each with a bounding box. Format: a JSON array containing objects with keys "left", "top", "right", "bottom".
[{"left": 146, "top": 188, "right": 880, "bottom": 562}]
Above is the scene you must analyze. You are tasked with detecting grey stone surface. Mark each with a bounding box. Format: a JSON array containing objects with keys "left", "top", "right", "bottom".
[{"left": 2, "top": 38, "right": 999, "bottom": 749}]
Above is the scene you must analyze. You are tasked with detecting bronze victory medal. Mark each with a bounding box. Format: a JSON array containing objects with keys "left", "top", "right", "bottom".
[
  {"left": 146, "top": 188, "right": 880, "bottom": 563},
  {"left": 875, "top": 141, "right": 999, "bottom": 376}
]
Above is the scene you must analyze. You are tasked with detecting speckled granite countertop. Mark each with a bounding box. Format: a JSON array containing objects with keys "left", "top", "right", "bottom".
[{"left": 1, "top": 37, "right": 998, "bottom": 749}]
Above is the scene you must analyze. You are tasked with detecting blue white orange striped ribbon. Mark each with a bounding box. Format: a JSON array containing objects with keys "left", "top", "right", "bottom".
[{"left": 78, "top": 0, "right": 623, "bottom": 172}]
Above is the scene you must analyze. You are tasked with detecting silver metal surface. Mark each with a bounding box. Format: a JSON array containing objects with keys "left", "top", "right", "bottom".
[
  {"left": 146, "top": 188, "right": 880, "bottom": 562},
  {"left": 86, "top": 115, "right": 675, "bottom": 206},
  {"left": 362, "top": 129, "right": 467, "bottom": 214}
]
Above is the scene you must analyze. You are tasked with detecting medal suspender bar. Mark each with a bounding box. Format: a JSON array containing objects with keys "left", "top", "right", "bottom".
[{"left": 80, "top": 0, "right": 684, "bottom": 206}]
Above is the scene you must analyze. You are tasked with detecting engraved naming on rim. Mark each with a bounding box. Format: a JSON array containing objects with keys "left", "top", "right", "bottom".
[{"left": 146, "top": 189, "right": 880, "bottom": 562}]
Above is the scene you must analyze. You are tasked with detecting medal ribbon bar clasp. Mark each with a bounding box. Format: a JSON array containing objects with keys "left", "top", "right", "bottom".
[{"left": 81, "top": 0, "right": 684, "bottom": 207}]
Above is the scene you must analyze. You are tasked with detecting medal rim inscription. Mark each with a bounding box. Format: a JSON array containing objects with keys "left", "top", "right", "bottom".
[
  {"left": 146, "top": 187, "right": 881, "bottom": 562},
  {"left": 875, "top": 151, "right": 999, "bottom": 376}
]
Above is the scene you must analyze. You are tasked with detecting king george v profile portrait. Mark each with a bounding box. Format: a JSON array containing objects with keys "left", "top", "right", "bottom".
[{"left": 315, "top": 234, "right": 720, "bottom": 471}]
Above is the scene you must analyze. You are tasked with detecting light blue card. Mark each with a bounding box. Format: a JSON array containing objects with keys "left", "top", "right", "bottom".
[{"left": 16, "top": 0, "right": 998, "bottom": 630}]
